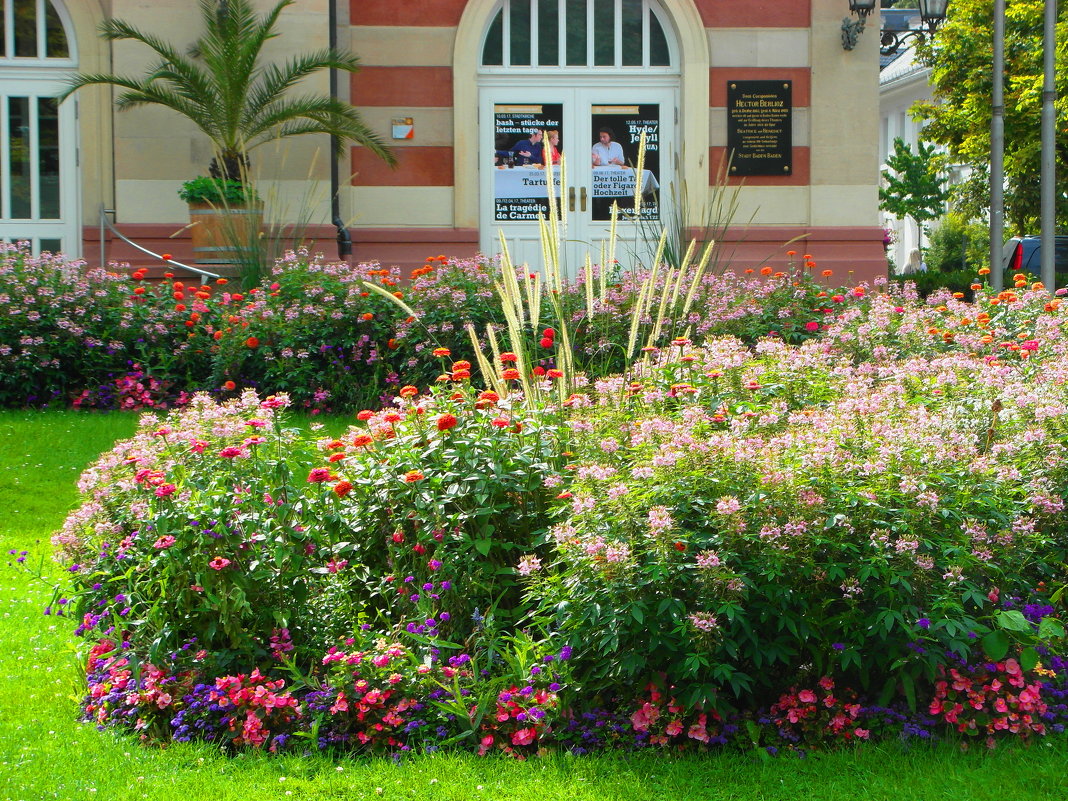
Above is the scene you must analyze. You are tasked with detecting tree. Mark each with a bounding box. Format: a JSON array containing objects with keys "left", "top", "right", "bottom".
[
  {"left": 879, "top": 137, "right": 950, "bottom": 249},
  {"left": 61, "top": 0, "right": 395, "bottom": 182},
  {"left": 912, "top": 0, "right": 1068, "bottom": 234}
]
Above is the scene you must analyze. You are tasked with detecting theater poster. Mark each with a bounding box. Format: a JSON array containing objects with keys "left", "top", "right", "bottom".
[
  {"left": 492, "top": 103, "right": 562, "bottom": 221},
  {"left": 589, "top": 104, "right": 661, "bottom": 221}
]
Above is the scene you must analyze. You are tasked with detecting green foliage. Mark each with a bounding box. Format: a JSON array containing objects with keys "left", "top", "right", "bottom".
[
  {"left": 54, "top": 384, "right": 565, "bottom": 670},
  {"left": 61, "top": 0, "right": 394, "bottom": 180},
  {"left": 924, "top": 212, "right": 990, "bottom": 274},
  {"left": 879, "top": 138, "right": 950, "bottom": 246},
  {"left": 525, "top": 289, "right": 1068, "bottom": 709},
  {"left": 6, "top": 412, "right": 1068, "bottom": 793},
  {"left": 890, "top": 268, "right": 975, "bottom": 298},
  {"left": 914, "top": 0, "right": 1068, "bottom": 232},
  {"left": 177, "top": 176, "right": 260, "bottom": 205}
]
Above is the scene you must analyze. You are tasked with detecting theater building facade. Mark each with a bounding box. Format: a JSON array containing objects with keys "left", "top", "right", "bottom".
[{"left": 7, "top": 0, "right": 886, "bottom": 280}]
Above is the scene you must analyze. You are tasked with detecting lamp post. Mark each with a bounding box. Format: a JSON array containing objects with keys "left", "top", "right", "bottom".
[
  {"left": 1040, "top": 0, "right": 1056, "bottom": 290},
  {"left": 990, "top": 1, "right": 1005, "bottom": 292}
]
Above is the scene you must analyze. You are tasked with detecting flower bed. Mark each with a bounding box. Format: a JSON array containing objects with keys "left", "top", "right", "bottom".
[
  {"left": 1, "top": 244, "right": 845, "bottom": 411},
  {"left": 49, "top": 266, "right": 1068, "bottom": 756}
]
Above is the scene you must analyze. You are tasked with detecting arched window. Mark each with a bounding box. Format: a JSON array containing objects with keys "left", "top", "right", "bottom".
[
  {"left": 481, "top": 0, "right": 674, "bottom": 70},
  {"left": 0, "top": 0, "right": 72, "bottom": 62}
]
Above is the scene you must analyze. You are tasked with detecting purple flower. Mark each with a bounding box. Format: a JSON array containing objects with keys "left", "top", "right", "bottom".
[{"left": 917, "top": 618, "right": 931, "bottom": 630}]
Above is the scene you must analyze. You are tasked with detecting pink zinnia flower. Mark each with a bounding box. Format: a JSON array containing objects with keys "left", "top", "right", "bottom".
[
  {"left": 307, "top": 467, "right": 332, "bottom": 483},
  {"left": 153, "top": 535, "right": 176, "bottom": 549},
  {"left": 209, "top": 556, "right": 231, "bottom": 570}
]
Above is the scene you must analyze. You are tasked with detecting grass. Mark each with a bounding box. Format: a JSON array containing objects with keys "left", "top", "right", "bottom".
[{"left": 1, "top": 410, "right": 1067, "bottom": 800}]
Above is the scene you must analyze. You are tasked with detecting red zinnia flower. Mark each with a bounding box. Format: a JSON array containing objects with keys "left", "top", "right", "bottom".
[
  {"left": 356, "top": 410, "right": 373, "bottom": 421},
  {"left": 222, "top": 380, "right": 236, "bottom": 391},
  {"left": 437, "top": 413, "right": 458, "bottom": 431},
  {"left": 352, "top": 434, "right": 374, "bottom": 447},
  {"left": 501, "top": 368, "right": 520, "bottom": 380},
  {"left": 245, "top": 336, "right": 259, "bottom": 348},
  {"left": 404, "top": 470, "right": 425, "bottom": 483},
  {"left": 399, "top": 385, "right": 419, "bottom": 398},
  {"left": 333, "top": 481, "right": 353, "bottom": 498},
  {"left": 500, "top": 352, "right": 518, "bottom": 363},
  {"left": 452, "top": 360, "right": 472, "bottom": 371},
  {"left": 432, "top": 347, "right": 451, "bottom": 358},
  {"left": 383, "top": 412, "right": 402, "bottom": 423},
  {"left": 547, "top": 369, "right": 564, "bottom": 379},
  {"left": 542, "top": 328, "right": 555, "bottom": 338},
  {"left": 532, "top": 366, "right": 546, "bottom": 377},
  {"left": 539, "top": 337, "right": 554, "bottom": 349}
]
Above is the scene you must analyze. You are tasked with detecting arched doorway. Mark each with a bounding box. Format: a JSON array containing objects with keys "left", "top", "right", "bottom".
[
  {"left": 455, "top": 0, "right": 707, "bottom": 275},
  {"left": 0, "top": 0, "right": 78, "bottom": 256}
]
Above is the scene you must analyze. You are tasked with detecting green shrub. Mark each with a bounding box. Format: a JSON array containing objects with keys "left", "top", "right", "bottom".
[
  {"left": 177, "top": 176, "right": 260, "bottom": 205},
  {"left": 925, "top": 213, "right": 989, "bottom": 274}
]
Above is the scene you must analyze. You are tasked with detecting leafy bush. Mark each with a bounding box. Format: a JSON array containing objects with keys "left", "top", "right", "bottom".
[
  {"left": 210, "top": 251, "right": 406, "bottom": 410},
  {"left": 37, "top": 246, "right": 1068, "bottom": 756},
  {"left": 524, "top": 285, "right": 1068, "bottom": 711},
  {"left": 925, "top": 213, "right": 989, "bottom": 274},
  {"left": 0, "top": 245, "right": 213, "bottom": 407},
  {"left": 177, "top": 176, "right": 260, "bottom": 205},
  {"left": 0, "top": 244, "right": 851, "bottom": 411}
]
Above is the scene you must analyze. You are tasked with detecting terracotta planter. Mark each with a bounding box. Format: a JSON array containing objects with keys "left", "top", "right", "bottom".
[{"left": 187, "top": 202, "right": 263, "bottom": 267}]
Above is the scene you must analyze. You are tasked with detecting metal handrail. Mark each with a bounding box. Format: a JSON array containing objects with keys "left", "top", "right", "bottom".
[{"left": 98, "top": 204, "right": 220, "bottom": 280}]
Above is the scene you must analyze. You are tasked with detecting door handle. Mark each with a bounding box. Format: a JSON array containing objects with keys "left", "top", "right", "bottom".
[
  {"left": 568, "top": 186, "right": 575, "bottom": 212},
  {"left": 580, "top": 186, "right": 587, "bottom": 212}
]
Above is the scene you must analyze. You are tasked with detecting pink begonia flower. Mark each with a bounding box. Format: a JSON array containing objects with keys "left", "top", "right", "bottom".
[
  {"left": 511, "top": 727, "right": 537, "bottom": 746},
  {"left": 798, "top": 689, "right": 817, "bottom": 704}
]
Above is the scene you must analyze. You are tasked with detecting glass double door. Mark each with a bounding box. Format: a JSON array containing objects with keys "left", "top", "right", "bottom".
[
  {"left": 0, "top": 76, "right": 78, "bottom": 255},
  {"left": 480, "top": 85, "right": 674, "bottom": 277}
]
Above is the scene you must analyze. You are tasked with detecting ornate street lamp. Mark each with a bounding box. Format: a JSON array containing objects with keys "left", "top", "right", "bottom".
[{"left": 880, "top": 1, "right": 950, "bottom": 56}]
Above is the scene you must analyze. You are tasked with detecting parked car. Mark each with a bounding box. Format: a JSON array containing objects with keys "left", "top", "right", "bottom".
[{"left": 1001, "top": 235, "right": 1068, "bottom": 286}]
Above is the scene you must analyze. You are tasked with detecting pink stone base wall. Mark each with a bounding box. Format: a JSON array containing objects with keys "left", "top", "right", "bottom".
[{"left": 85, "top": 225, "right": 887, "bottom": 285}]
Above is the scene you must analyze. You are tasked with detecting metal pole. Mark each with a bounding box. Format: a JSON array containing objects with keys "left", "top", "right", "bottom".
[
  {"left": 1040, "top": 0, "right": 1057, "bottom": 289},
  {"left": 328, "top": 0, "right": 352, "bottom": 258},
  {"left": 990, "top": 0, "right": 1006, "bottom": 292}
]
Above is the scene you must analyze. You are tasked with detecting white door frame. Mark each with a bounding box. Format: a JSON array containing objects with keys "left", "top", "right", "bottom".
[
  {"left": 479, "top": 77, "right": 678, "bottom": 276},
  {"left": 0, "top": 69, "right": 79, "bottom": 255}
]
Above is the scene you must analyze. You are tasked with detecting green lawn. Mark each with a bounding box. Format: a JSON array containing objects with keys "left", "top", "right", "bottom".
[{"left": 1, "top": 410, "right": 1066, "bottom": 801}]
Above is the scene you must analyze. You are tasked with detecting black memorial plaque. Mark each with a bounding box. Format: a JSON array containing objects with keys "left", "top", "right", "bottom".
[{"left": 726, "top": 80, "right": 792, "bottom": 177}]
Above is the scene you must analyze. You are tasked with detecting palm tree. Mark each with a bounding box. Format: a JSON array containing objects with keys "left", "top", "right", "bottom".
[{"left": 61, "top": 0, "right": 395, "bottom": 182}]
